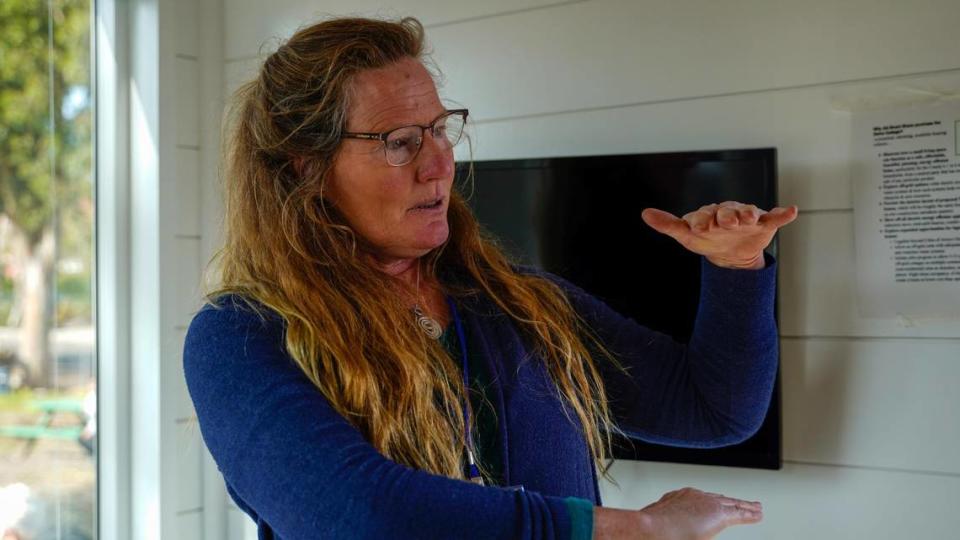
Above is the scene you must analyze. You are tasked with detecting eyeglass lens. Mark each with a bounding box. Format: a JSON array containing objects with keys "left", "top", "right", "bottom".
[{"left": 384, "top": 112, "right": 466, "bottom": 166}]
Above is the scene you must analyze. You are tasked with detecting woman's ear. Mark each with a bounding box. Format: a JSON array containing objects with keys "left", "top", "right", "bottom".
[{"left": 292, "top": 156, "right": 325, "bottom": 193}]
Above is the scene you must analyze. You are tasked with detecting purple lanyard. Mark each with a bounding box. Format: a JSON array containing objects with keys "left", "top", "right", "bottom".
[{"left": 445, "top": 295, "right": 484, "bottom": 484}]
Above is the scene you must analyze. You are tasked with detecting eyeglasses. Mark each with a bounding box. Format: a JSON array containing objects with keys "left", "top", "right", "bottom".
[{"left": 340, "top": 109, "right": 469, "bottom": 167}]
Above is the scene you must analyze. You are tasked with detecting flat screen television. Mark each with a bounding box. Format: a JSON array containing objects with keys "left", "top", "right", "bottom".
[{"left": 457, "top": 147, "right": 782, "bottom": 470}]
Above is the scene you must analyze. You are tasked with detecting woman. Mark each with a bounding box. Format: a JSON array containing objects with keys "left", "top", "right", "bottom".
[{"left": 184, "top": 16, "right": 798, "bottom": 540}]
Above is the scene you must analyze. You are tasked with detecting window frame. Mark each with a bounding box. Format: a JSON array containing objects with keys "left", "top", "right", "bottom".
[{"left": 94, "top": 0, "right": 132, "bottom": 538}]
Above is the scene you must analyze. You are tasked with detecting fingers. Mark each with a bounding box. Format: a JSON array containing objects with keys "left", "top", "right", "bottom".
[
  {"left": 682, "top": 205, "right": 716, "bottom": 232},
  {"left": 723, "top": 500, "right": 764, "bottom": 524},
  {"left": 700, "top": 490, "right": 761, "bottom": 511},
  {"left": 641, "top": 208, "right": 692, "bottom": 240},
  {"left": 715, "top": 206, "right": 739, "bottom": 230},
  {"left": 737, "top": 204, "right": 760, "bottom": 226},
  {"left": 647, "top": 202, "right": 798, "bottom": 239},
  {"left": 712, "top": 202, "right": 761, "bottom": 229},
  {"left": 649, "top": 487, "right": 764, "bottom": 536},
  {"left": 717, "top": 497, "right": 762, "bottom": 512},
  {"left": 681, "top": 202, "right": 761, "bottom": 232},
  {"left": 758, "top": 205, "right": 799, "bottom": 229},
  {"left": 707, "top": 490, "right": 763, "bottom": 524},
  {"left": 684, "top": 487, "right": 763, "bottom": 521},
  {"left": 687, "top": 487, "right": 764, "bottom": 523}
]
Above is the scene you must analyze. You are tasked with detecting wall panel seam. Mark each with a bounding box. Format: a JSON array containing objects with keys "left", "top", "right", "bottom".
[
  {"left": 221, "top": 0, "right": 594, "bottom": 63},
  {"left": 792, "top": 209, "right": 853, "bottom": 215},
  {"left": 424, "top": 0, "right": 591, "bottom": 30},
  {"left": 780, "top": 334, "right": 960, "bottom": 343},
  {"left": 466, "top": 66, "right": 960, "bottom": 125},
  {"left": 783, "top": 459, "right": 960, "bottom": 479}
]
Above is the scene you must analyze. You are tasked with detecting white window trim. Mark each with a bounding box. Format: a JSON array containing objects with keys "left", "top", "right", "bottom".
[{"left": 94, "top": 0, "right": 132, "bottom": 539}]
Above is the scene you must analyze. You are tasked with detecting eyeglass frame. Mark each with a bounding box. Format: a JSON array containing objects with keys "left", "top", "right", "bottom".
[{"left": 339, "top": 108, "right": 469, "bottom": 167}]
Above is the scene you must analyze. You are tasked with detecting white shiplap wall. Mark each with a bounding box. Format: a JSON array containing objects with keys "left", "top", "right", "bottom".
[
  {"left": 205, "top": 0, "right": 960, "bottom": 538},
  {"left": 165, "top": 0, "right": 225, "bottom": 538},
  {"left": 170, "top": 0, "right": 205, "bottom": 527}
]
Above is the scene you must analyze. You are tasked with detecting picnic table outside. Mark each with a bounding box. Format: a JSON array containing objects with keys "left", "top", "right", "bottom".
[{"left": 0, "top": 397, "right": 88, "bottom": 457}]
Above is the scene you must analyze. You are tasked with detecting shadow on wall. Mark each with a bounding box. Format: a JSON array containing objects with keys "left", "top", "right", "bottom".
[{"left": 781, "top": 338, "right": 855, "bottom": 462}]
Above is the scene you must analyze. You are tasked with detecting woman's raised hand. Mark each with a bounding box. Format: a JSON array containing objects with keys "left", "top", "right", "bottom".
[{"left": 640, "top": 201, "right": 799, "bottom": 270}]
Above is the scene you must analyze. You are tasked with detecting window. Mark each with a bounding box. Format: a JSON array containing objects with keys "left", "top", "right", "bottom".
[{"left": 0, "top": 1, "right": 96, "bottom": 538}]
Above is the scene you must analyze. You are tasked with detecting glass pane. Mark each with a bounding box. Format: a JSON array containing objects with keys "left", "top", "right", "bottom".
[{"left": 0, "top": 1, "right": 96, "bottom": 539}]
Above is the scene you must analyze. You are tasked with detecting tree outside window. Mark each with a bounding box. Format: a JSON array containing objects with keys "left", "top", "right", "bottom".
[{"left": 0, "top": 1, "right": 96, "bottom": 538}]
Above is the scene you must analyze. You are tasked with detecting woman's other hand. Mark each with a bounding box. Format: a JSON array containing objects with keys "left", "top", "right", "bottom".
[
  {"left": 593, "top": 487, "right": 763, "bottom": 539},
  {"left": 637, "top": 487, "right": 762, "bottom": 539},
  {"left": 641, "top": 201, "right": 799, "bottom": 270}
]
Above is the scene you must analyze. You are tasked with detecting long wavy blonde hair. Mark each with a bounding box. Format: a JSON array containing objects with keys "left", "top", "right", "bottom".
[{"left": 209, "top": 16, "right": 631, "bottom": 485}]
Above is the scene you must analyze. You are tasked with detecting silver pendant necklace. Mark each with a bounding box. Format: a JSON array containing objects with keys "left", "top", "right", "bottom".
[
  {"left": 414, "top": 265, "right": 484, "bottom": 485},
  {"left": 413, "top": 261, "right": 442, "bottom": 340},
  {"left": 414, "top": 305, "right": 443, "bottom": 339}
]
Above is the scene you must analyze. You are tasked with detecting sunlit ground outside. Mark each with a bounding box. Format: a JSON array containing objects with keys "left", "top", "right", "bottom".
[{"left": 0, "top": 1, "right": 95, "bottom": 538}]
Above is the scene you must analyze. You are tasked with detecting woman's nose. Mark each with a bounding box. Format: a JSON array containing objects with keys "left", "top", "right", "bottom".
[{"left": 414, "top": 131, "right": 453, "bottom": 182}]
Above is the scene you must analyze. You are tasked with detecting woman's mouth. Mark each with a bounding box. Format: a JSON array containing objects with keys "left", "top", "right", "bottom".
[{"left": 410, "top": 197, "right": 444, "bottom": 212}]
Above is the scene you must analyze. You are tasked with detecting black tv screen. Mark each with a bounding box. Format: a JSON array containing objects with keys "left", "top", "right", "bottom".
[{"left": 458, "top": 148, "right": 781, "bottom": 470}]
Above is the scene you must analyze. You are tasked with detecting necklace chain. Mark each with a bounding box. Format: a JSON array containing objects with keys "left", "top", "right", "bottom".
[{"left": 414, "top": 263, "right": 483, "bottom": 484}]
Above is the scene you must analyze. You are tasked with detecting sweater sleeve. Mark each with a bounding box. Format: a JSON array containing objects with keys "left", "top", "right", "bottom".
[
  {"left": 534, "top": 252, "right": 779, "bottom": 448},
  {"left": 563, "top": 497, "right": 595, "bottom": 540},
  {"left": 183, "top": 298, "right": 579, "bottom": 539}
]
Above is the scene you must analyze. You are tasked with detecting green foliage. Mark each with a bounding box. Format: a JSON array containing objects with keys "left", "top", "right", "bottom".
[
  {"left": 1, "top": 0, "right": 93, "bottom": 327},
  {"left": 56, "top": 272, "right": 88, "bottom": 297},
  {"left": 0, "top": 387, "right": 38, "bottom": 413},
  {"left": 56, "top": 271, "right": 91, "bottom": 324},
  {"left": 0, "top": 0, "right": 93, "bottom": 252},
  {"left": 0, "top": 275, "right": 12, "bottom": 322}
]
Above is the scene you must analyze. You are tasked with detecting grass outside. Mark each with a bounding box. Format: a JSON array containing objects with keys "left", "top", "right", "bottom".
[
  {"left": 0, "top": 386, "right": 94, "bottom": 539},
  {"left": 0, "top": 386, "right": 85, "bottom": 414}
]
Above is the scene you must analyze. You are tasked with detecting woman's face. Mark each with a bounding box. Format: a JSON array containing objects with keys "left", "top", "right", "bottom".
[{"left": 327, "top": 57, "right": 455, "bottom": 264}]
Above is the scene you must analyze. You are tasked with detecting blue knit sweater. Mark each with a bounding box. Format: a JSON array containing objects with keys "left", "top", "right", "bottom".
[{"left": 183, "top": 253, "right": 779, "bottom": 539}]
